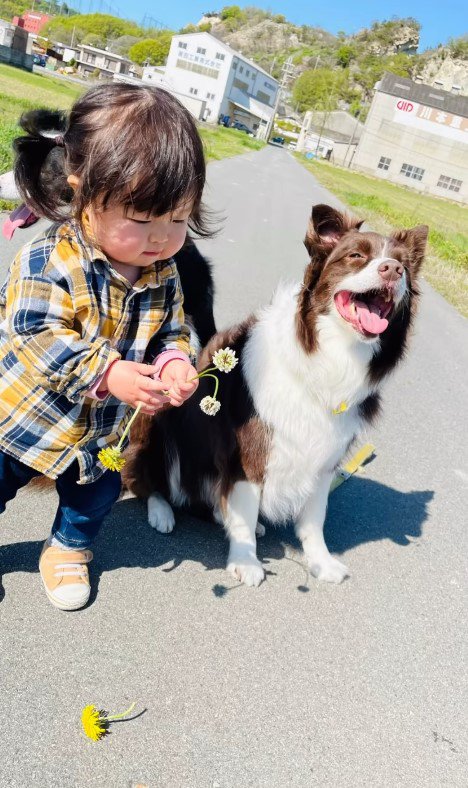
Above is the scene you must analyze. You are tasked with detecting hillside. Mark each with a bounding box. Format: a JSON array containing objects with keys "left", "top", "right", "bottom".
[
  {"left": 202, "top": 9, "right": 467, "bottom": 117},
  {"left": 2, "top": 2, "right": 466, "bottom": 118}
]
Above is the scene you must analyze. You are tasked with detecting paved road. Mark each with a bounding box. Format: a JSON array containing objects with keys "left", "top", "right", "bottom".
[{"left": 1, "top": 146, "right": 467, "bottom": 787}]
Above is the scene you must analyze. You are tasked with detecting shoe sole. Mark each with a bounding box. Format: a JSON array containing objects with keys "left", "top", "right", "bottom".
[{"left": 40, "top": 577, "right": 90, "bottom": 611}]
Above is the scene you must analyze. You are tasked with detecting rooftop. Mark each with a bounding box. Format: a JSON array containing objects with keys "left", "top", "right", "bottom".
[
  {"left": 377, "top": 72, "right": 468, "bottom": 119},
  {"left": 78, "top": 43, "right": 131, "bottom": 62}
]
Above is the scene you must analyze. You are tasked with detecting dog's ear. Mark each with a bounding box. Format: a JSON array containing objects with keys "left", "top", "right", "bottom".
[
  {"left": 304, "top": 204, "right": 363, "bottom": 257},
  {"left": 391, "top": 225, "right": 428, "bottom": 275}
]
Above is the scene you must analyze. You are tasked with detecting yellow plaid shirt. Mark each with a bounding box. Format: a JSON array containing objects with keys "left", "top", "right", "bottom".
[{"left": 0, "top": 220, "right": 191, "bottom": 483}]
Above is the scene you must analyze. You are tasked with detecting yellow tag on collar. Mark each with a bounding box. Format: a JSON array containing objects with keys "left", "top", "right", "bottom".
[{"left": 332, "top": 401, "right": 348, "bottom": 415}]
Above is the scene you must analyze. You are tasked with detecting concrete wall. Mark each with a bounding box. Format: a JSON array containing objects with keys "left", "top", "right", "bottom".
[{"left": 352, "top": 90, "right": 468, "bottom": 204}]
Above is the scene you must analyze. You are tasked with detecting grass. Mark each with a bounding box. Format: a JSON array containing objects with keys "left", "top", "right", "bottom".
[
  {"left": 0, "top": 64, "right": 83, "bottom": 178},
  {"left": 297, "top": 156, "right": 468, "bottom": 317},
  {"left": 0, "top": 64, "right": 264, "bottom": 209},
  {"left": 199, "top": 125, "right": 266, "bottom": 160}
]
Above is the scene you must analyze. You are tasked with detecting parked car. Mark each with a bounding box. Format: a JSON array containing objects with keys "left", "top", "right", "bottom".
[
  {"left": 230, "top": 121, "right": 254, "bottom": 136},
  {"left": 288, "top": 141, "right": 297, "bottom": 150},
  {"left": 270, "top": 136, "right": 285, "bottom": 145}
]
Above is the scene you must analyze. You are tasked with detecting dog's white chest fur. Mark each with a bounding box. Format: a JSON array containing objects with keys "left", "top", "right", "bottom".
[{"left": 243, "top": 284, "right": 376, "bottom": 521}]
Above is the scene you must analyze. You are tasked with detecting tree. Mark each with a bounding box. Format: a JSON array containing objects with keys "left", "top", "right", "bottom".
[
  {"left": 336, "top": 45, "right": 357, "bottom": 68},
  {"left": 220, "top": 5, "right": 243, "bottom": 21},
  {"left": 82, "top": 33, "right": 105, "bottom": 49},
  {"left": 44, "top": 13, "right": 144, "bottom": 46},
  {"left": 292, "top": 68, "right": 348, "bottom": 112},
  {"left": 111, "top": 35, "right": 142, "bottom": 57},
  {"left": 129, "top": 33, "right": 172, "bottom": 66}
]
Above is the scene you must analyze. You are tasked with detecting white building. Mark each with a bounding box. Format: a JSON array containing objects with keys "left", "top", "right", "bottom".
[
  {"left": 157, "top": 32, "right": 279, "bottom": 137},
  {"left": 352, "top": 72, "right": 468, "bottom": 204}
]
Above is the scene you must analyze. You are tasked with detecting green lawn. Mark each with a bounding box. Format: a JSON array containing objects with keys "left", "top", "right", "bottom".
[
  {"left": 297, "top": 156, "right": 468, "bottom": 317},
  {"left": 198, "top": 125, "right": 265, "bottom": 159},
  {"left": 0, "top": 64, "right": 264, "bottom": 209},
  {"left": 0, "top": 64, "right": 83, "bottom": 176}
]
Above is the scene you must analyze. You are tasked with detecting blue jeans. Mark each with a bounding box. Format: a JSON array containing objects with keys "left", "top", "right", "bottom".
[{"left": 0, "top": 450, "right": 121, "bottom": 549}]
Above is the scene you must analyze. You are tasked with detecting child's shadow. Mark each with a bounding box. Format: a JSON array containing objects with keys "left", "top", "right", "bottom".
[{"left": 0, "top": 478, "right": 434, "bottom": 605}]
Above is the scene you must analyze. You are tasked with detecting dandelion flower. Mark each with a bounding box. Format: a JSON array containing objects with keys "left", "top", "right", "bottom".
[
  {"left": 332, "top": 401, "right": 348, "bottom": 415},
  {"left": 81, "top": 702, "right": 136, "bottom": 741},
  {"left": 81, "top": 705, "right": 109, "bottom": 741},
  {"left": 212, "top": 347, "right": 238, "bottom": 373},
  {"left": 200, "top": 396, "right": 221, "bottom": 416},
  {"left": 98, "top": 404, "right": 143, "bottom": 472},
  {"left": 98, "top": 446, "right": 127, "bottom": 472}
]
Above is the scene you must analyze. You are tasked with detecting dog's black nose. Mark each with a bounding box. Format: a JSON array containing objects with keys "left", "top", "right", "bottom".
[{"left": 378, "top": 260, "right": 403, "bottom": 283}]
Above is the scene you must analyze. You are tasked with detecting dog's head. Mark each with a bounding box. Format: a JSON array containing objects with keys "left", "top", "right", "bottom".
[{"left": 298, "top": 204, "right": 428, "bottom": 370}]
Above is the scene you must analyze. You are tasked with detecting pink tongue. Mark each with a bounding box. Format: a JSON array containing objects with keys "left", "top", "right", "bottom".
[{"left": 355, "top": 300, "right": 388, "bottom": 334}]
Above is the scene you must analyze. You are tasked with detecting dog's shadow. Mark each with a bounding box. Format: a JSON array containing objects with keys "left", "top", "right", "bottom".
[{"left": 0, "top": 478, "right": 434, "bottom": 604}]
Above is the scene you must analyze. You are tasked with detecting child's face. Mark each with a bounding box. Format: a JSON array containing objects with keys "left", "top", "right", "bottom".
[{"left": 87, "top": 202, "right": 193, "bottom": 267}]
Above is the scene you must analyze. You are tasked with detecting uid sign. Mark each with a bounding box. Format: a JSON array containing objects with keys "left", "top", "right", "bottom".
[{"left": 396, "top": 100, "right": 414, "bottom": 112}]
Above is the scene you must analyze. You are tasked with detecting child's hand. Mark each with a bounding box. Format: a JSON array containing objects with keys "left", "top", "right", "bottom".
[
  {"left": 103, "top": 360, "right": 169, "bottom": 415},
  {"left": 159, "top": 360, "right": 199, "bottom": 407}
]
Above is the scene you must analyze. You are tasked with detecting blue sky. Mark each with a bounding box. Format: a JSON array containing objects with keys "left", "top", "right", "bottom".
[{"left": 116, "top": 1, "right": 467, "bottom": 52}]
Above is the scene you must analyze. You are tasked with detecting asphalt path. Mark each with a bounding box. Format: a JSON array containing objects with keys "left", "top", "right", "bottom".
[{"left": 0, "top": 146, "right": 467, "bottom": 787}]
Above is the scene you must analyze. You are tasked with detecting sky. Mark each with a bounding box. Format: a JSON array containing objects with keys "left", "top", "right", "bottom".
[{"left": 113, "top": 0, "right": 467, "bottom": 52}]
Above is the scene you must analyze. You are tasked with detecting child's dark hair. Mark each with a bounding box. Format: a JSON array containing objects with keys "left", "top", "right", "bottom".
[{"left": 13, "top": 83, "right": 211, "bottom": 236}]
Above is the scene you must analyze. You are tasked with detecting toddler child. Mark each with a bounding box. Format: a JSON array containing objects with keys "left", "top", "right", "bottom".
[{"left": 0, "top": 83, "right": 210, "bottom": 610}]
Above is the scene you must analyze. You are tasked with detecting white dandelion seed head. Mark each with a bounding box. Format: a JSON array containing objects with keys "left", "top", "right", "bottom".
[
  {"left": 200, "top": 396, "right": 221, "bottom": 416},
  {"left": 212, "top": 347, "right": 238, "bottom": 373}
]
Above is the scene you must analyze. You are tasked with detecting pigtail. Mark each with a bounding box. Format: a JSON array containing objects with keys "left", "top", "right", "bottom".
[{"left": 13, "top": 109, "right": 73, "bottom": 222}]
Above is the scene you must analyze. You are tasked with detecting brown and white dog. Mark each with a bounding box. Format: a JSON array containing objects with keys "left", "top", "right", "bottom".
[{"left": 123, "top": 204, "right": 428, "bottom": 586}]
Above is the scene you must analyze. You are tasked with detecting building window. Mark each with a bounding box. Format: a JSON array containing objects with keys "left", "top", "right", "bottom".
[
  {"left": 378, "top": 156, "right": 391, "bottom": 171},
  {"left": 264, "top": 80, "right": 275, "bottom": 91},
  {"left": 189, "top": 87, "right": 198, "bottom": 95},
  {"left": 239, "top": 65, "right": 243, "bottom": 73},
  {"left": 197, "top": 47, "right": 206, "bottom": 55},
  {"left": 206, "top": 92, "right": 215, "bottom": 100},
  {"left": 400, "top": 163, "right": 424, "bottom": 181},
  {"left": 215, "top": 52, "right": 225, "bottom": 60},
  {"left": 232, "top": 61, "right": 237, "bottom": 69},
  {"left": 256, "top": 90, "right": 271, "bottom": 104},
  {"left": 233, "top": 78, "right": 249, "bottom": 92},
  {"left": 437, "top": 174, "right": 462, "bottom": 193},
  {"left": 246, "top": 69, "right": 250, "bottom": 77},
  {"left": 178, "top": 41, "right": 187, "bottom": 49}
]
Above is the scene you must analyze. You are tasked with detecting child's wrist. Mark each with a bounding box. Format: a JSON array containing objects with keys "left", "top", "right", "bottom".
[
  {"left": 98, "top": 358, "right": 120, "bottom": 392},
  {"left": 153, "top": 350, "right": 191, "bottom": 379}
]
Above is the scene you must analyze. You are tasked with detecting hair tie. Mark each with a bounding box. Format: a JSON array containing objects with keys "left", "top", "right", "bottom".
[{"left": 55, "top": 134, "right": 65, "bottom": 147}]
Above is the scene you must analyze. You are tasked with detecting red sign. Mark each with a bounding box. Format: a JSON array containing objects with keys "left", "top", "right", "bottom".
[{"left": 396, "top": 100, "right": 414, "bottom": 112}]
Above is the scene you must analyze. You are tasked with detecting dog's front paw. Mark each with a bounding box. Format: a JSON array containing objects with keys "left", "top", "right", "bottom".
[
  {"left": 227, "top": 554, "right": 265, "bottom": 587},
  {"left": 309, "top": 556, "right": 350, "bottom": 584},
  {"left": 147, "top": 493, "right": 175, "bottom": 534}
]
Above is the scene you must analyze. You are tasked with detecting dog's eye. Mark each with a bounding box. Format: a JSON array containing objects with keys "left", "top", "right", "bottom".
[{"left": 350, "top": 252, "right": 364, "bottom": 259}]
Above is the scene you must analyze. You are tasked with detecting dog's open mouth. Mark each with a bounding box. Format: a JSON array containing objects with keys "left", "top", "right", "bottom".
[{"left": 334, "top": 289, "right": 394, "bottom": 336}]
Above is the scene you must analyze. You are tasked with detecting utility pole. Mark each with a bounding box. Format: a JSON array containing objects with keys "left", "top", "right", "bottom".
[
  {"left": 344, "top": 111, "right": 361, "bottom": 168},
  {"left": 264, "top": 56, "right": 296, "bottom": 141}
]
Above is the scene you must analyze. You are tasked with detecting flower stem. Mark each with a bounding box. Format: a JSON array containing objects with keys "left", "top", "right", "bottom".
[
  {"left": 197, "top": 372, "right": 219, "bottom": 400},
  {"left": 189, "top": 366, "right": 216, "bottom": 382},
  {"left": 105, "top": 702, "right": 136, "bottom": 722},
  {"left": 117, "top": 405, "right": 142, "bottom": 451}
]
